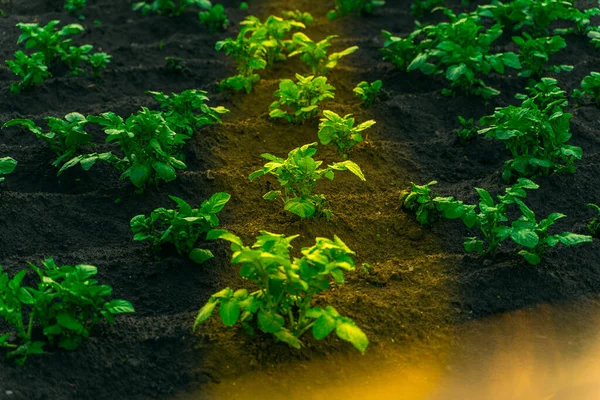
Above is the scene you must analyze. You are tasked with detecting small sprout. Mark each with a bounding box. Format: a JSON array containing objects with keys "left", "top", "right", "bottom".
[
  {"left": 456, "top": 116, "right": 476, "bottom": 145},
  {"left": 199, "top": 3, "right": 229, "bottom": 32},
  {"left": 88, "top": 53, "right": 112, "bottom": 77},
  {"left": 133, "top": 0, "right": 211, "bottom": 16},
  {"left": 328, "top": 0, "right": 385, "bottom": 19},
  {"left": 573, "top": 72, "right": 600, "bottom": 107},
  {"left": 0, "top": 157, "right": 17, "bottom": 183},
  {"left": 318, "top": 110, "right": 375, "bottom": 157},
  {"left": 6, "top": 51, "right": 50, "bottom": 93},
  {"left": 165, "top": 56, "right": 184, "bottom": 72},
  {"left": 353, "top": 80, "right": 382, "bottom": 107},
  {"left": 131, "top": 193, "right": 231, "bottom": 264},
  {"left": 288, "top": 33, "right": 358, "bottom": 75},
  {"left": 269, "top": 74, "right": 335, "bottom": 124},
  {"left": 249, "top": 142, "right": 366, "bottom": 219},
  {"left": 588, "top": 204, "right": 600, "bottom": 237},
  {"left": 64, "top": 0, "right": 86, "bottom": 14}
]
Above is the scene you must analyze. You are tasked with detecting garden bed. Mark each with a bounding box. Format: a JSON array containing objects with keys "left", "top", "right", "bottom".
[{"left": 0, "top": 0, "right": 599, "bottom": 399}]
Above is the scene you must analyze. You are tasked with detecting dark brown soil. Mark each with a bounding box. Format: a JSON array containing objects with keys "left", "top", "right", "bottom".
[{"left": 0, "top": 0, "right": 599, "bottom": 399}]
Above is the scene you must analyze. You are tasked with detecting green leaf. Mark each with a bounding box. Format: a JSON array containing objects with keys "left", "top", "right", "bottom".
[
  {"left": 312, "top": 314, "right": 336, "bottom": 340},
  {"left": 0, "top": 157, "right": 17, "bottom": 175},
  {"left": 189, "top": 248, "right": 214, "bottom": 264},
  {"left": 518, "top": 250, "right": 541, "bottom": 265},
  {"left": 557, "top": 232, "right": 593, "bottom": 246},
  {"left": 152, "top": 161, "right": 177, "bottom": 182},
  {"left": 57, "top": 312, "right": 84, "bottom": 332},
  {"left": 105, "top": 299, "right": 135, "bottom": 315},
  {"left": 510, "top": 228, "right": 539, "bottom": 249},
  {"left": 285, "top": 198, "right": 316, "bottom": 218},
  {"left": 446, "top": 63, "right": 467, "bottom": 81},
  {"left": 127, "top": 163, "right": 152, "bottom": 188},
  {"left": 257, "top": 309, "right": 284, "bottom": 333},
  {"left": 194, "top": 299, "right": 218, "bottom": 330},
  {"left": 274, "top": 329, "right": 302, "bottom": 349},
  {"left": 219, "top": 298, "right": 240, "bottom": 327},
  {"left": 335, "top": 318, "right": 368, "bottom": 354},
  {"left": 206, "top": 229, "right": 244, "bottom": 247}
]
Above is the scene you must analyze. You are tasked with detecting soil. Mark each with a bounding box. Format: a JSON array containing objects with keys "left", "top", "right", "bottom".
[{"left": 0, "top": 0, "right": 599, "bottom": 399}]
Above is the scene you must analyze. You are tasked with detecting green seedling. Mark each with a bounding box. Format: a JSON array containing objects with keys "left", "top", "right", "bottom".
[
  {"left": 148, "top": 89, "right": 229, "bottom": 137},
  {"left": 0, "top": 157, "right": 17, "bottom": 182},
  {"left": 327, "top": 0, "right": 385, "bottom": 19},
  {"left": 269, "top": 74, "right": 335, "bottom": 124},
  {"left": 3, "top": 113, "right": 92, "bottom": 167},
  {"left": 513, "top": 33, "right": 571, "bottom": 78},
  {"left": 6, "top": 51, "right": 50, "bottom": 93},
  {"left": 60, "top": 108, "right": 187, "bottom": 190},
  {"left": 88, "top": 53, "right": 112, "bottom": 77},
  {"left": 353, "top": 80, "right": 382, "bottom": 107},
  {"left": 573, "top": 72, "right": 600, "bottom": 107},
  {"left": 131, "top": 193, "right": 230, "bottom": 264},
  {"left": 216, "top": 28, "right": 267, "bottom": 93},
  {"left": 456, "top": 116, "right": 476, "bottom": 145},
  {"left": 15, "top": 20, "right": 84, "bottom": 63},
  {"left": 479, "top": 78, "right": 581, "bottom": 181},
  {"left": 199, "top": 3, "right": 229, "bottom": 32},
  {"left": 509, "top": 202, "right": 593, "bottom": 265},
  {"left": 588, "top": 204, "right": 600, "bottom": 236},
  {"left": 318, "top": 110, "right": 375, "bottom": 157},
  {"left": 133, "top": 0, "right": 211, "bottom": 16},
  {"left": 165, "top": 56, "right": 184, "bottom": 72},
  {"left": 0, "top": 258, "right": 134, "bottom": 365},
  {"left": 195, "top": 230, "right": 369, "bottom": 353},
  {"left": 288, "top": 33, "right": 358, "bottom": 75},
  {"left": 240, "top": 14, "right": 306, "bottom": 67},
  {"left": 65, "top": 0, "right": 86, "bottom": 13},
  {"left": 249, "top": 143, "right": 366, "bottom": 219},
  {"left": 281, "top": 10, "right": 314, "bottom": 25}
]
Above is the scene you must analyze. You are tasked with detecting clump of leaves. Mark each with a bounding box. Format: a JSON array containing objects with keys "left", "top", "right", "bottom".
[
  {"left": 456, "top": 116, "right": 476, "bottom": 145},
  {"left": 0, "top": 157, "right": 17, "bottom": 183},
  {"left": 477, "top": 0, "right": 597, "bottom": 36},
  {"left": 133, "top": 0, "right": 211, "bottom": 16},
  {"left": 60, "top": 108, "right": 187, "bottom": 191},
  {"left": 281, "top": 10, "right": 314, "bottom": 25},
  {"left": 382, "top": 10, "right": 521, "bottom": 97},
  {"left": 88, "top": 53, "right": 112, "bottom": 77},
  {"left": 478, "top": 78, "right": 581, "bottom": 181},
  {"left": 400, "top": 180, "right": 474, "bottom": 226},
  {"left": 165, "top": 56, "right": 184, "bottom": 72},
  {"left": 0, "top": 258, "right": 134, "bottom": 365},
  {"left": 199, "top": 3, "right": 229, "bottom": 32},
  {"left": 327, "top": 0, "right": 385, "bottom": 19},
  {"left": 65, "top": 0, "right": 86, "bottom": 14},
  {"left": 195, "top": 230, "right": 369, "bottom": 353},
  {"left": 148, "top": 89, "right": 229, "bottom": 137},
  {"left": 249, "top": 143, "right": 365, "bottom": 219},
  {"left": 269, "top": 74, "right": 335, "bottom": 124},
  {"left": 353, "top": 80, "right": 383, "bottom": 107},
  {"left": 588, "top": 204, "right": 600, "bottom": 236},
  {"left": 131, "top": 193, "right": 230, "bottom": 264},
  {"left": 3, "top": 113, "right": 92, "bottom": 167},
  {"left": 5, "top": 51, "right": 50, "bottom": 93},
  {"left": 6, "top": 21, "right": 110, "bottom": 92},
  {"left": 216, "top": 28, "right": 267, "bottom": 93},
  {"left": 241, "top": 14, "right": 307, "bottom": 67},
  {"left": 288, "top": 33, "right": 358, "bottom": 76},
  {"left": 318, "top": 111, "right": 375, "bottom": 157},
  {"left": 513, "top": 33, "right": 571, "bottom": 78},
  {"left": 573, "top": 72, "right": 600, "bottom": 107},
  {"left": 411, "top": 0, "right": 444, "bottom": 17}
]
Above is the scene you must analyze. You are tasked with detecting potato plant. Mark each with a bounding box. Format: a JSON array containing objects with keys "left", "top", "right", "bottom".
[
  {"left": 588, "top": 204, "right": 600, "bottom": 237},
  {"left": 479, "top": 78, "right": 581, "bottom": 181},
  {"left": 288, "top": 33, "right": 358, "bottom": 76},
  {"left": 403, "top": 9, "right": 521, "bottom": 97},
  {"left": 216, "top": 28, "right": 267, "bottom": 93},
  {"left": 353, "top": 80, "right": 383, "bottom": 107},
  {"left": 513, "top": 34, "right": 571, "bottom": 78},
  {"left": 195, "top": 230, "right": 368, "bottom": 353},
  {"left": 281, "top": 10, "right": 314, "bottom": 25},
  {"left": 318, "top": 111, "right": 376, "bottom": 157},
  {"left": 241, "top": 14, "right": 307, "bottom": 67},
  {"left": 65, "top": 0, "right": 86, "bottom": 14},
  {"left": 573, "top": 72, "right": 600, "bottom": 107},
  {"left": 60, "top": 109, "right": 187, "bottom": 191},
  {"left": 198, "top": 3, "right": 229, "bottom": 32},
  {"left": 327, "top": 0, "right": 385, "bottom": 19},
  {"left": 456, "top": 116, "right": 476, "bottom": 145},
  {"left": 269, "top": 74, "right": 335, "bottom": 123},
  {"left": 411, "top": 0, "right": 444, "bottom": 17},
  {"left": 249, "top": 143, "right": 366, "bottom": 219},
  {"left": 133, "top": 0, "right": 211, "bottom": 16},
  {"left": 130, "top": 193, "right": 230, "bottom": 264},
  {"left": 0, "top": 258, "right": 134, "bottom": 365},
  {"left": 147, "top": 89, "right": 230, "bottom": 137},
  {"left": 3, "top": 113, "right": 92, "bottom": 167},
  {"left": 0, "top": 157, "right": 17, "bottom": 183},
  {"left": 6, "top": 21, "right": 110, "bottom": 92}
]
